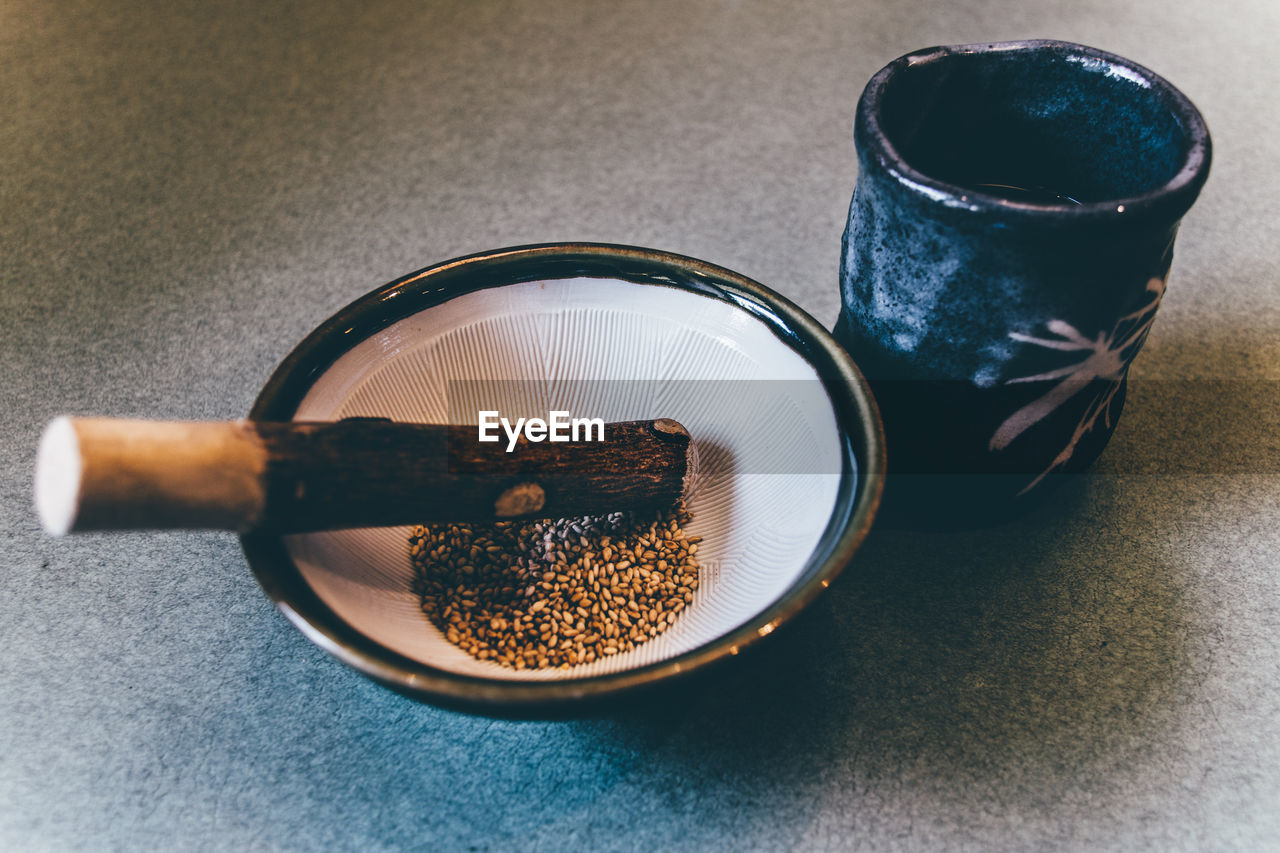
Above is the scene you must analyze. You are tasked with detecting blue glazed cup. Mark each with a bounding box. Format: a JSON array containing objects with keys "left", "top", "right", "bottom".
[{"left": 833, "top": 40, "right": 1211, "bottom": 523}]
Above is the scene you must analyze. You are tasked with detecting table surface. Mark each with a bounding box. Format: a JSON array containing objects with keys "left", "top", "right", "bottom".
[{"left": 4, "top": 1, "right": 1278, "bottom": 850}]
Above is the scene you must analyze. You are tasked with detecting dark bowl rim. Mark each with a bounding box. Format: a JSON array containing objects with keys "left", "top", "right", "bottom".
[
  {"left": 856, "top": 39, "right": 1212, "bottom": 222},
  {"left": 241, "top": 242, "right": 885, "bottom": 715}
]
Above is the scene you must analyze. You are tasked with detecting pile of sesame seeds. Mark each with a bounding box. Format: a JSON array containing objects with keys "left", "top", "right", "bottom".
[{"left": 409, "top": 501, "right": 700, "bottom": 670}]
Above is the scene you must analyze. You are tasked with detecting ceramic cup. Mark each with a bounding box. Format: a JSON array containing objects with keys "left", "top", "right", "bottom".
[{"left": 833, "top": 40, "right": 1211, "bottom": 522}]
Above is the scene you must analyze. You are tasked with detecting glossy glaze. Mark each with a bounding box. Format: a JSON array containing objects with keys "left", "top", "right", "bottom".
[{"left": 834, "top": 41, "right": 1211, "bottom": 522}]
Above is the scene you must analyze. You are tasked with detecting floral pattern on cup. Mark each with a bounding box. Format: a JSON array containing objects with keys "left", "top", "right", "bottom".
[{"left": 991, "top": 273, "right": 1167, "bottom": 493}]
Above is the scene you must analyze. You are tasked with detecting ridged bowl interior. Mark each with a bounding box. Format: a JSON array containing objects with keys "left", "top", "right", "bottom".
[{"left": 284, "top": 277, "right": 844, "bottom": 681}]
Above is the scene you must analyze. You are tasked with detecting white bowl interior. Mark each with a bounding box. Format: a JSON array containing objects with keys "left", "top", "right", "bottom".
[{"left": 285, "top": 277, "right": 844, "bottom": 680}]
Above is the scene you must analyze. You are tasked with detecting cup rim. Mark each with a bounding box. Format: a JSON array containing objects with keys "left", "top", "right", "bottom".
[
  {"left": 240, "top": 243, "right": 886, "bottom": 716},
  {"left": 855, "top": 39, "right": 1212, "bottom": 222}
]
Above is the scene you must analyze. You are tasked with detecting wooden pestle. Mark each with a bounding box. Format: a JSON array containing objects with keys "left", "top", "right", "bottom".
[{"left": 35, "top": 416, "right": 690, "bottom": 535}]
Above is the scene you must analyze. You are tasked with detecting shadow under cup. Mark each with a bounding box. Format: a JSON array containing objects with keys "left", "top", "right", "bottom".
[{"left": 833, "top": 40, "right": 1211, "bottom": 524}]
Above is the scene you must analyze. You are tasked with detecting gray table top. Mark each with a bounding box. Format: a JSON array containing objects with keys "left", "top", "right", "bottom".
[{"left": 4, "top": 1, "right": 1277, "bottom": 850}]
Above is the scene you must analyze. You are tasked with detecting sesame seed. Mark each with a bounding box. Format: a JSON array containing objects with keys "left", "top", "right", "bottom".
[{"left": 409, "top": 500, "right": 699, "bottom": 670}]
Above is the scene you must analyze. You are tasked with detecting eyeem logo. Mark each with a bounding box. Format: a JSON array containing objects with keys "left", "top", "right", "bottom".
[{"left": 478, "top": 410, "right": 606, "bottom": 453}]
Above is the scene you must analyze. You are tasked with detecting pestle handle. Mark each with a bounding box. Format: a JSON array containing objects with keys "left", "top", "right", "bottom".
[{"left": 35, "top": 416, "right": 690, "bottom": 535}]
